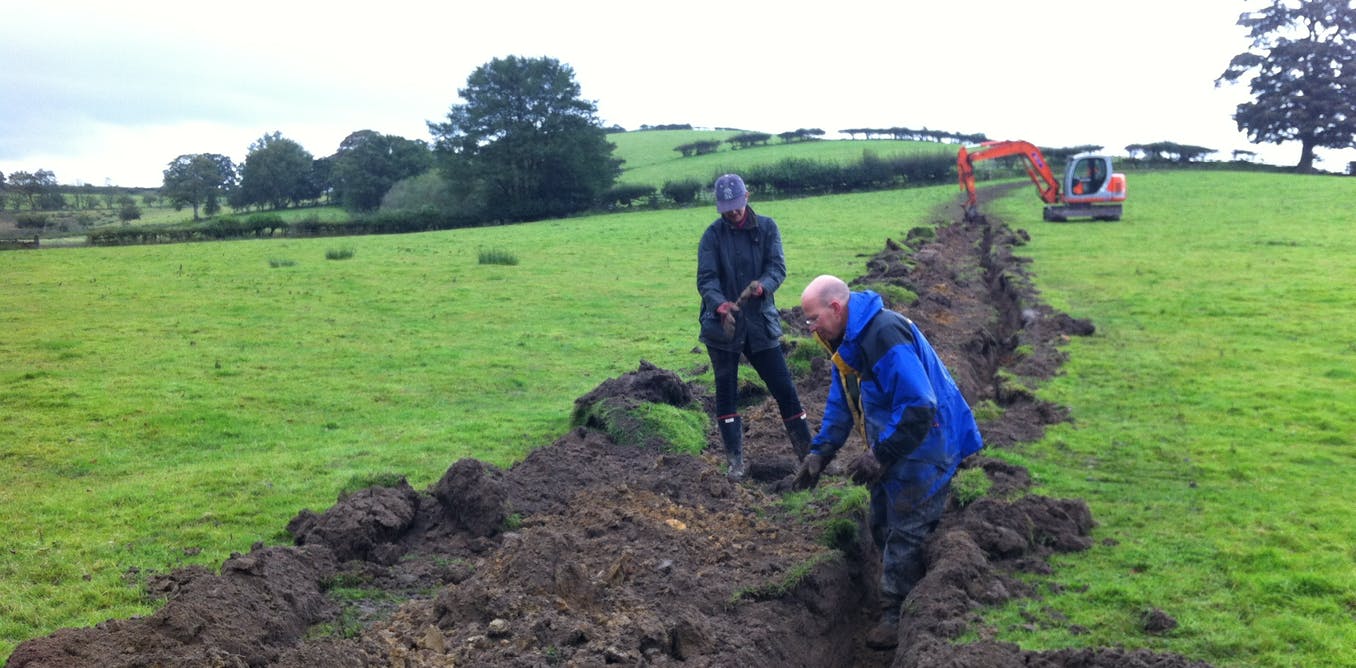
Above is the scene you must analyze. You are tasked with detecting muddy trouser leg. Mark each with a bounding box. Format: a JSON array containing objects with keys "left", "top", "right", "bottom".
[
  {"left": 746, "top": 344, "right": 810, "bottom": 459},
  {"left": 707, "top": 346, "right": 742, "bottom": 419},
  {"left": 783, "top": 416, "right": 812, "bottom": 460},
  {"left": 864, "top": 481, "right": 948, "bottom": 650},
  {"left": 707, "top": 347, "right": 745, "bottom": 478},
  {"left": 875, "top": 482, "right": 951, "bottom": 608}
]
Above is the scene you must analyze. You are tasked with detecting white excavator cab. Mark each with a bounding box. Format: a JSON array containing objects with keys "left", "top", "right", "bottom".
[
  {"left": 1062, "top": 154, "right": 1126, "bottom": 204},
  {"left": 1046, "top": 153, "right": 1126, "bottom": 221}
]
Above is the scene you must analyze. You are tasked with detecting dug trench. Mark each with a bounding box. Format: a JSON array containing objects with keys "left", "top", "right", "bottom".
[{"left": 9, "top": 191, "right": 1211, "bottom": 668}]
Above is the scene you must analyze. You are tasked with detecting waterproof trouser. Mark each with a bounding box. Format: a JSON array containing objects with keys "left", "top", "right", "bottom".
[
  {"left": 707, "top": 343, "right": 804, "bottom": 423},
  {"left": 871, "top": 482, "right": 950, "bottom": 606}
]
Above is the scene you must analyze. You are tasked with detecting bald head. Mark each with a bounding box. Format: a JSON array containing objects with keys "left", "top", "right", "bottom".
[
  {"left": 800, "top": 275, "right": 851, "bottom": 343},
  {"left": 801, "top": 275, "right": 849, "bottom": 309}
]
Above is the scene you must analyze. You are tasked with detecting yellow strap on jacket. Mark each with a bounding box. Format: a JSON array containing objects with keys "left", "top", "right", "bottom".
[{"left": 814, "top": 331, "right": 869, "bottom": 450}]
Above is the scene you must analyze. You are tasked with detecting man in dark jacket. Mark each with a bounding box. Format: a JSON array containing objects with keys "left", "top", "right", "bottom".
[
  {"left": 793, "top": 274, "right": 984, "bottom": 650},
  {"left": 697, "top": 174, "right": 813, "bottom": 481}
]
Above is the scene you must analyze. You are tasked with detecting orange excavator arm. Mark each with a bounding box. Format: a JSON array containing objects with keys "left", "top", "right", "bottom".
[{"left": 957, "top": 140, "right": 1061, "bottom": 218}]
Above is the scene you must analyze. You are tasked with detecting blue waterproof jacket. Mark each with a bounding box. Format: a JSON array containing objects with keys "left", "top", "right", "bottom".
[{"left": 811, "top": 291, "right": 984, "bottom": 507}]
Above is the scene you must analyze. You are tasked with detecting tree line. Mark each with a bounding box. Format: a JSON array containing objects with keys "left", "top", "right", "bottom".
[
  {"left": 89, "top": 148, "right": 959, "bottom": 246},
  {"left": 0, "top": 128, "right": 428, "bottom": 226},
  {"left": 838, "top": 128, "right": 990, "bottom": 143},
  {"left": 0, "top": 169, "right": 157, "bottom": 231},
  {"left": 9, "top": 0, "right": 1356, "bottom": 243},
  {"left": 159, "top": 129, "right": 433, "bottom": 221},
  {"left": 153, "top": 55, "right": 617, "bottom": 226},
  {"left": 673, "top": 129, "right": 826, "bottom": 157},
  {"left": 85, "top": 209, "right": 478, "bottom": 246}
]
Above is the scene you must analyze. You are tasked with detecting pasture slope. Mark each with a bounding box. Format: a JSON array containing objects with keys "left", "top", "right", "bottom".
[{"left": 7, "top": 188, "right": 1210, "bottom": 667}]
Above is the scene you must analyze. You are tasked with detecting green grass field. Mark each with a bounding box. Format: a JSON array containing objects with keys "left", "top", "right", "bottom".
[
  {"left": 2, "top": 152, "right": 1353, "bottom": 666},
  {"left": 979, "top": 170, "right": 1356, "bottom": 666},
  {"left": 0, "top": 184, "right": 956, "bottom": 661}
]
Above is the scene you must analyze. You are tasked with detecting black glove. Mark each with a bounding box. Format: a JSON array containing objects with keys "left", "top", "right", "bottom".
[
  {"left": 791, "top": 453, "right": 826, "bottom": 491},
  {"left": 848, "top": 450, "right": 882, "bottom": 486}
]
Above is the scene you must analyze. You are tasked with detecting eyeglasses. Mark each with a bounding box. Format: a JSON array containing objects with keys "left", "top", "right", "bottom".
[{"left": 804, "top": 300, "right": 837, "bottom": 327}]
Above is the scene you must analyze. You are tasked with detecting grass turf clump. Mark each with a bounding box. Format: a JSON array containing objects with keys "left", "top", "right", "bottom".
[
  {"left": 571, "top": 399, "right": 708, "bottom": 455},
  {"left": 819, "top": 518, "right": 859, "bottom": 552},
  {"left": 729, "top": 551, "right": 838, "bottom": 603},
  {"left": 951, "top": 467, "right": 992, "bottom": 507},
  {"left": 783, "top": 336, "right": 823, "bottom": 377},
  {"left": 337, "top": 472, "right": 406, "bottom": 499},
  {"left": 868, "top": 282, "right": 919, "bottom": 309},
  {"left": 478, "top": 248, "right": 518, "bottom": 265}
]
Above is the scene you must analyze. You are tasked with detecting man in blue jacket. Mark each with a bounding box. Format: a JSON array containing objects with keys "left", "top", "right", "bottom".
[
  {"left": 697, "top": 174, "right": 813, "bottom": 481},
  {"left": 793, "top": 274, "right": 983, "bottom": 650}
]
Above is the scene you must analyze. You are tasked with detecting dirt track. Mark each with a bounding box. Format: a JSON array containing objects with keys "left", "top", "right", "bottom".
[{"left": 8, "top": 193, "right": 1211, "bottom": 667}]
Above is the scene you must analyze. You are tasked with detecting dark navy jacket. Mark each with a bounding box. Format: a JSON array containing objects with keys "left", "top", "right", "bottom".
[{"left": 696, "top": 207, "right": 786, "bottom": 353}]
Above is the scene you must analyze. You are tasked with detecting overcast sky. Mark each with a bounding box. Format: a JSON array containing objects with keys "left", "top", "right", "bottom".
[{"left": 3, "top": 0, "right": 1351, "bottom": 188}]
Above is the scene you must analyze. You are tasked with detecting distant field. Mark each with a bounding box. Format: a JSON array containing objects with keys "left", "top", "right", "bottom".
[
  {"left": 608, "top": 129, "right": 955, "bottom": 188},
  {"left": 608, "top": 128, "right": 740, "bottom": 171}
]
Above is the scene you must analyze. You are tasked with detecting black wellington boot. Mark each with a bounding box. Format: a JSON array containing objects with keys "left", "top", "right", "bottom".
[
  {"left": 785, "top": 413, "right": 812, "bottom": 461},
  {"left": 718, "top": 415, "right": 746, "bottom": 481}
]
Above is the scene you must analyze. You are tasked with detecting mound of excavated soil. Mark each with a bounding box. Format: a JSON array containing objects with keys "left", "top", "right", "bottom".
[{"left": 8, "top": 198, "right": 1211, "bottom": 668}]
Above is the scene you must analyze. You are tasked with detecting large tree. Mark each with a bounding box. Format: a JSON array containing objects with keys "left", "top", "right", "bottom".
[
  {"left": 162, "top": 154, "right": 236, "bottom": 220},
  {"left": 428, "top": 56, "right": 621, "bottom": 223},
  {"left": 8, "top": 169, "right": 60, "bottom": 210},
  {"left": 330, "top": 130, "right": 432, "bottom": 212},
  {"left": 1216, "top": 0, "right": 1356, "bottom": 172},
  {"left": 235, "top": 132, "right": 318, "bottom": 210}
]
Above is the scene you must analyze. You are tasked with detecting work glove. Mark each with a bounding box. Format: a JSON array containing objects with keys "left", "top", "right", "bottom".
[
  {"left": 716, "top": 301, "right": 740, "bottom": 338},
  {"left": 791, "top": 453, "right": 826, "bottom": 491},
  {"left": 847, "top": 450, "right": 882, "bottom": 487},
  {"left": 738, "top": 280, "right": 764, "bottom": 302}
]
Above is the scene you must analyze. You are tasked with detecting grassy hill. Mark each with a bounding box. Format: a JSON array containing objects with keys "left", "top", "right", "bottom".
[{"left": 609, "top": 128, "right": 955, "bottom": 189}]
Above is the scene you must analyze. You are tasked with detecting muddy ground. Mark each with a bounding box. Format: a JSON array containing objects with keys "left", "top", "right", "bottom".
[{"left": 8, "top": 192, "right": 1211, "bottom": 667}]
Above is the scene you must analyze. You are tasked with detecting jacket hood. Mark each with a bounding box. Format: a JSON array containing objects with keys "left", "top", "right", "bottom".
[{"left": 845, "top": 290, "right": 885, "bottom": 343}]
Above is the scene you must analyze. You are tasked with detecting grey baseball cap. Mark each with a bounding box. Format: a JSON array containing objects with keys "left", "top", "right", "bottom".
[{"left": 714, "top": 174, "right": 748, "bottom": 213}]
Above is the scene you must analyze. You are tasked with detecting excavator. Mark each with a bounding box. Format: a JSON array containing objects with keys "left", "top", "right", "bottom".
[{"left": 957, "top": 140, "right": 1126, "bottom": 222}]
